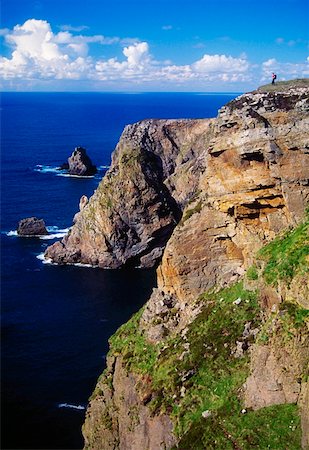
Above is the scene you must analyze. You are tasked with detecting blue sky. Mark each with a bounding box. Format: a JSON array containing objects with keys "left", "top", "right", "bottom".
[{"left": 0, "top": 0, "right": 308, "bottom": 91}]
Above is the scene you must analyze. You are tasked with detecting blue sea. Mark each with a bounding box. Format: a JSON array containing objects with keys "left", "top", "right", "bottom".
[{"left": 1, "top": 92, "right": 239, "bottom": 449}]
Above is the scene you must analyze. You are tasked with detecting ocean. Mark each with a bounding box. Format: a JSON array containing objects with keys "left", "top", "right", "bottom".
[{"left": 1, "top": 91, "right": 239, "bottom": 449}]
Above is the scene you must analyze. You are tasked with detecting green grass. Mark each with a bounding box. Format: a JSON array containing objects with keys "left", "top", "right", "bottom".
[
  {"left": 109, "top": 307, "right": 159, "bottom": 374},
  {"left": 97, "top": 213, "right": 309, "bottom": 449},
  {"left": 104, "top": 281, "right": 304, "bottom": 448},
  {"left": 258, "top": 211, "right": 309, "bottom": 286},
  {"left": 175, "top": 403, "right": 302, "bottom": 450},
  {"left": 257, "top": 78, "right": 309, "bottom": 92}
]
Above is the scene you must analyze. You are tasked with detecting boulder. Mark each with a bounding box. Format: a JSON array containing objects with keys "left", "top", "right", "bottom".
[
  {"left": 67, "top": 147, "right": 97, "bottom": 176},
  {"left": 17, "top": 217, "right": 48, "bottom": 236}
]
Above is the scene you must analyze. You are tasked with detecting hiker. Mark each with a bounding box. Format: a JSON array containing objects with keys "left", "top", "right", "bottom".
[{"left": 272, "top": 73, "right": 277, "bottom": 84}]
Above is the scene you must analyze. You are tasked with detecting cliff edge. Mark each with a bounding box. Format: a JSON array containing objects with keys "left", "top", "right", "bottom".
[{"left": 47, "top": 81, "right": 309, "bottom": 449}]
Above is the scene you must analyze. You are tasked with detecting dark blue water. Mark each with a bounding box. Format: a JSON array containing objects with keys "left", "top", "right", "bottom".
[{"left": 1, "top": 92, "right": 239, "bottom": 449}]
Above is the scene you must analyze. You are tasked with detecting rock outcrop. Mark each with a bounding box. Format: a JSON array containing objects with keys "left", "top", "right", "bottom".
[
  {"left": 60, "top": 147, "right": 97, "bottom": 176},
  {"left": 48, "top": 82, "right": 309, "bottom": 449},
  {"left": 46, "top": 119, "right": 210, "bottom": 267},
  {"left": 17, "top": 217, "right": 48, "bottom": 236}
]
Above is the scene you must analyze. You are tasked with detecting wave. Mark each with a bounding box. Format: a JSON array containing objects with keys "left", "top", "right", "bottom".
[
  {"left": 6, "top": 230, "right": 18, "bottom": 236},
  {"left": 40, "top": 226, "right": 70, "bottom": 240},
  {"left": 34, "top": 164, "right": 109, "bottom": 178},
  {"left": 34, "top": 164, "right": 63, "bottom": 174},
  {"left": 58, "top": 403, "right": 85, "bottom": 411},
  {"left": 36, "top": 253, "right": 54, "bottom": 265},
  {"left": 57, "top": 173, "right": 94, "bottom": 178},
  {"left": 36, "top": 252, "right": 98, "bottom": 268},
  {"left": 5, "top": 226, "right": 70, "bottom": 240}
]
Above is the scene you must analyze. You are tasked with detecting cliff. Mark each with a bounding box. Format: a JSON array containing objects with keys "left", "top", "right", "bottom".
[{"left": 49, "top": 81, "right": 309, "bottom": 449}]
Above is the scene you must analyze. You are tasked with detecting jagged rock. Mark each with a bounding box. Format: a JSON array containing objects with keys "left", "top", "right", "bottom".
[
  {"left": 83, "top": 357, "right": 176, "bottom": 450},
  {"left": 66, "top": 147, "right": 97, "bottom": 176},
  {"left": 17, "top": 217, "right": 48, "bottom": 236},
  {"left": 82, "top": 84, "right": 309, "bottom": 450},
  {"left": 46, "top": 119, "right": 208, "bottom": 267}
]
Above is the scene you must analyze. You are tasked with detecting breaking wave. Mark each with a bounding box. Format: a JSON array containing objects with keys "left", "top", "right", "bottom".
[{"left": 58, "top": 403, "right": 85, "bottom": 411}]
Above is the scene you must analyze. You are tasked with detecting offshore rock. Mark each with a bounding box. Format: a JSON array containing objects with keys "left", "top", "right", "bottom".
[
  {"left": 17, "top": 217, "right": 48, "bottom": 236},
  {"left": 64, "top": 146, "right": 97, "bottom": 176}
]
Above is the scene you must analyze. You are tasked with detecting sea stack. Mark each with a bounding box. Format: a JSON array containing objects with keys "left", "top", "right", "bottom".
[
  {"left": 66, "top": 147, "right": 97, "bottom": 176},
  {"left": 17, "top": 217, "right": 48, "bottom": 236}
]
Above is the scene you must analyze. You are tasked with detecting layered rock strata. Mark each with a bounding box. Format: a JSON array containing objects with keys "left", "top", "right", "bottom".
[{"left": 47, "top": 84, "right": 309, "bottom": 449}]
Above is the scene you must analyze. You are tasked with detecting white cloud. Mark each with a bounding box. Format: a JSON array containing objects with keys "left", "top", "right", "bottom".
[
  {"left": 261, "top": 58, "right": 309, "bottom": 81},
  {"left": 123, "top": 42, "right": 150, "bottom": 67},
  {"left": 59, "top": 24, "right": 89, "bottom": 32},
  {"left": 162, "top": 25, "right": 173, "bottom": 31},
  {"left": 0, "top": 19, "right": 92, "bottom": 80},
  {"left": 192, "top": 54, "right": 249, "bottom": 73},
  {"left": 1, "top": 18, "right": 307, "bottom": 90}
]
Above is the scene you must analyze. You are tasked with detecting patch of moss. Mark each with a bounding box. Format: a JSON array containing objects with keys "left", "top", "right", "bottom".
[{"left": 258, "top": 211, "right": 309, "bottom": 286}]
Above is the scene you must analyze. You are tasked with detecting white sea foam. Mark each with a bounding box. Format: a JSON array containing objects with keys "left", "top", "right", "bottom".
[
  {"left": 58, "top": 403, "right": 85, "bottom": 411},
  {"left": 7, "top": 230, "right": 18, "bottom": 236},
  {"left": 98, "top": 165, "right": 110, "bottom": 170},
  {"left": 6, "top": 226, "right": 69, "bottom": 240},
  {"left": 36, "top": 253, "right": 54, "bottom": 264},
  {"left": 39, "top": 227, "right": 70, "bottom": 240},
  {"left": 36, "top": 252, "right": 98, "bottom": 268},
  {"left": 34, "top": 164, "right": 63, "bottom": 174},
  {"left": 57, "top": 173, "right": 94, "bottom": 178}
]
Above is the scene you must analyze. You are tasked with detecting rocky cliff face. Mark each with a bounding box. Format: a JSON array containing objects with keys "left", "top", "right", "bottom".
[
  {"left": 45, "top": 119, "right": 211, "bottom": 268},
  {"left": 48, "top": 83, "right": 309, "bottom": 449}
]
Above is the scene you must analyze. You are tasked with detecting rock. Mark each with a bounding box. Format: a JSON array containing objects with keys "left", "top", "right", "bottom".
[
  {"left": 83, "top": 357, "right": 176, "bottom": 450},
  {"left": 46, "top": 119, "right": 208, "bottom": 267},
  {"left": 66, "top": 146, "right": 97, "bottom": 176},
  {"left": 244, "top": 341, "right": 308, "bottom": 410},
  {"left": 202, "top": 410, "right": 212, "bottom": 419},
  {"left": 17, "top": 217, "right": 48, "bottom": 236},
  {"left": 81, "top": 84, "right": 309, "bottom": 450},
  {"left": 79, "top": 195, "right": 88, "bottom": 211}
]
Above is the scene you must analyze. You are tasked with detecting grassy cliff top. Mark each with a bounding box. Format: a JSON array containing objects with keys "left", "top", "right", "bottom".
[{"left": 255, "top": 78, "right": 309, "bottom": 93}]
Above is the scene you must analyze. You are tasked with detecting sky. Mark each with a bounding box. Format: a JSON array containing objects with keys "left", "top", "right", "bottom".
[{"left": 0, "top": 0, "right": 308, "bottom": 92}]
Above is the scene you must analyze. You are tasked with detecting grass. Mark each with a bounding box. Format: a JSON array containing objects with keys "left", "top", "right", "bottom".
[
  {"left": 180, "top": 200, "right": 203, "bottom": 224},
  {"left": 92, "top": 212, "right": 309, "bottom": 449},
  {"left": 175, "top": 403, "right": 302, "bottom": 450},
  {"left": 256, "top": 78, "right": 309, "bottom": 92},
  {"left": 104, "top": 280, "right": 305, "bottom": 448},
  {"left": 109, "top": 307, "right": 159, "bottom": 375},
  {"left": 257, "top": 211, "right": 309, "bottom": 286}
]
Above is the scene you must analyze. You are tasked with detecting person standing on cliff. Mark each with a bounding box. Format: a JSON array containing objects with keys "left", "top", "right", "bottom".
[{"left": 272, "top": 73, "right": 277, "bottom": 84}]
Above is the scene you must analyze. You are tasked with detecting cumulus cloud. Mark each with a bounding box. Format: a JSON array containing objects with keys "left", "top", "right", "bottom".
[
  {"left": 1, "top": 18, "right": 306, "bottom": 90},
  {"left": 261, "top": 57, "right": 309, "bottom": 81},
  {"left": 192, "top": 54, "right": 249, "bottom": 73}
]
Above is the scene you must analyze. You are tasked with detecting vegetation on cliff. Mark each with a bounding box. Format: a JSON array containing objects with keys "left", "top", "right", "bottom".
[
  {"left": 83, "top": 85, "right": 309, "bottom": 449},
  {"left": 89, "top": 212, "right": 308, "bottom": 449}
]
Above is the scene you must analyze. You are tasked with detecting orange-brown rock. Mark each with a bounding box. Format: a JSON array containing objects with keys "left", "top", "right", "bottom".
[
  {"left": 141, "top": 87, "right": 309, "bottom": 340},
  {"left": 80, "top": 85, "right": 309, "bottom": 449}
]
